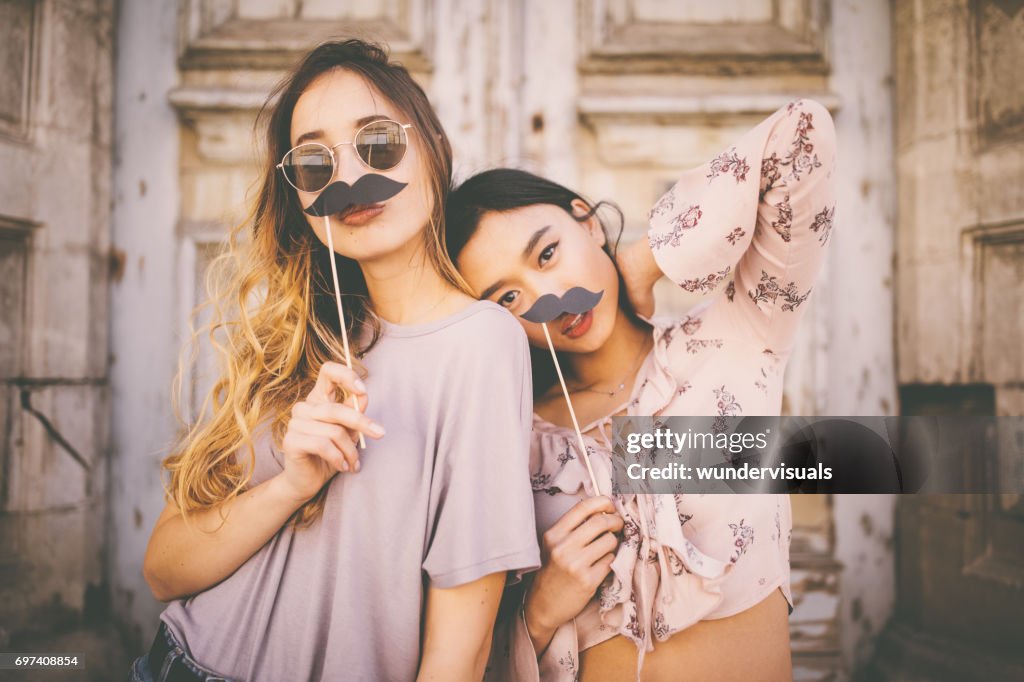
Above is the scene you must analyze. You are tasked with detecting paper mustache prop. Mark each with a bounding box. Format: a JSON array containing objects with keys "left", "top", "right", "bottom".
[
  {"left": 521, "top": 286, "right": 604, "bottom": 323},
  {"left": 303, "top": 174, "right": 408, "bottom": 218},
  {"left": 521, "top": 287, "right": 605, "bottom": 496},
  {"left": 306, "top": 174, "right": 406, "bottom": 447}
]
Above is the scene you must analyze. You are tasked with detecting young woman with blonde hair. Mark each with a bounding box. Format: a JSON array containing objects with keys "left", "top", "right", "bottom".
[{"left": 131, "top": 39, "right": 538, "bottom": 682}]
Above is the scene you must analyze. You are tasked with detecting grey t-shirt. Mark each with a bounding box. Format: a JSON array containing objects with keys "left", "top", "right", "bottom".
[{"left": 160, "top": 300, "right": 540, "bottom": 681}]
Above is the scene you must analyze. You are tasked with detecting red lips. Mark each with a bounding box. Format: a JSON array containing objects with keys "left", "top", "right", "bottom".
[
  {"left": 559, "top": 310, "right": 594, "bottom": 339},
  {"left": 337, "top": 203, "right": 385, "bottom": 226}
]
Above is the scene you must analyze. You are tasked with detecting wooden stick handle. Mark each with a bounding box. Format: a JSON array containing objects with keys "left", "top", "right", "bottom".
[
  {"left": 541, "top": 322, "right": 602, "bottom": 496},
  {"left": 324, "top": 216, "right": 367, "bottom": 449}
]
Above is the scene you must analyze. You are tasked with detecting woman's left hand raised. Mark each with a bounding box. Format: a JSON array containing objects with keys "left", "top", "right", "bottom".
[{"left": 615, "top": 239, "right": 660, "bottom": 318}]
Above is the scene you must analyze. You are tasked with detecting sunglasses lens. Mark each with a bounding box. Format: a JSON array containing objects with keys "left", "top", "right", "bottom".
[
  {"left": 355, "top": 121, "right": 407, "bottom": 171},
  {"left": 282, "top": 145, "right": 333, "bottom": 192}
]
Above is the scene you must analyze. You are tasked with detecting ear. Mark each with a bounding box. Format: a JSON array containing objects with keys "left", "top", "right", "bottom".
[{"left": 570, "top": 198, "right": 607, "bottom": 248}]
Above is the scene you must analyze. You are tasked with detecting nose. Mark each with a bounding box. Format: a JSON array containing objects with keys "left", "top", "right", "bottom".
[
  {"left": 519, "top": 274, "right": 560, "bottom": 313},
  {"left": 333, "top": 143, "right": 366, "bottom": 185}
]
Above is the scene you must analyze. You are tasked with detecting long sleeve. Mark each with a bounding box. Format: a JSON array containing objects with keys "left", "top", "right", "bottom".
[
  {"left": 647, "top": 98, "right": 837, "bottom": 352},
  {"left": 534, "top": 618, "right": 580, "bottom": 681},
  {"left": 486, "top": 576, "right": 581, "bottom": 682}
]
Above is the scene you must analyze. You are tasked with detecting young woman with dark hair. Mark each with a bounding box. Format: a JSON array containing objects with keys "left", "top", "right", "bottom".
[{"left": 447, "top": 99, "right": 837, "bottom": 680}]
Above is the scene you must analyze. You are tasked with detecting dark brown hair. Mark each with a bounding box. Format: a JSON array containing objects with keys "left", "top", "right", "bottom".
[{"left": 446, "top": 168, "right": 638, "bottom": 398}]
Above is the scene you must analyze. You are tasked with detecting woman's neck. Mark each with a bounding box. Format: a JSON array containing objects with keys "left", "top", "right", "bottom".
[
  {"left": 360, "top": 240, "right": 467, "bottom": 325},
  {"left": 565, "top": 306, "right": 652, "bottom": 391}
]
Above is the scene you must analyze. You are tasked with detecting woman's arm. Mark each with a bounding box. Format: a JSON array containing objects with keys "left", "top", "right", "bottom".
[
  {"left": 417, "top": 572, "right": 506, "bottom": 681},
  {"left": 644, "top": 98, "right": 837, "bottom": 348},
  {"left": 143, "top": 474, "right": 309, "bottom": 601},
  {"left": 417, "top": 310, "right": 542, "bottom": 679},
  {"left": 144, "top": 361, "right": 383, "bottom": 601}
]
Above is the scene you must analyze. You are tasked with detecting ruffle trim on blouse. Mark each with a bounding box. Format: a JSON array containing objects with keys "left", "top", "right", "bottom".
[{"left": 528, "top": 320, "right": 737, "bottom": 671}]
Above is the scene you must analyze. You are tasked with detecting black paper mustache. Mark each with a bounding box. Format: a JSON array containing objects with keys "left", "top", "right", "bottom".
[
  {"left": 303, "top": 174, "right": 408, "bottom": 218},
  {"left": 520, "top": 287, "right": 604, "bottom": 324}
]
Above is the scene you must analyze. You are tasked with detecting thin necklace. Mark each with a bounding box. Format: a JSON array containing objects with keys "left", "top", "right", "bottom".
[{"left": 568, "top": 337, "right": 652, "bottom": 398}]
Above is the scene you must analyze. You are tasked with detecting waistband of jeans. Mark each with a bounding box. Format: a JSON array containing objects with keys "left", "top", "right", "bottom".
[{"left": 149, "top": 621, "right": 230, "bottom": 682}]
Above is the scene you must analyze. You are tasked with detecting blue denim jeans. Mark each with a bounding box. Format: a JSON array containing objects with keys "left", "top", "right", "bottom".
[
  {"left": 127, "top": 653, "right": 155, "bottom": 682},
  {"left": 127, "top": 623, "right": 232, "bottom": 682}
]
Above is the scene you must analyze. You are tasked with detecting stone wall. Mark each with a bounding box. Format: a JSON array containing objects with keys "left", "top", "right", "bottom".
[{"left": 0, "top": 0, "right": 115, "bottom": 658}]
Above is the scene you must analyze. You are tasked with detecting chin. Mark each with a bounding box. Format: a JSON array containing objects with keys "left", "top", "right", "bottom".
[
  {"left": 563, "top": 320, "right": 614, "bottom": 354},
  {"left": 564, "top": 338, "right": 605, "bottom": 354},
  {"left": 333, "top": 223, "right": 420, "bottom": 261},
  {"left": 583, "top": 326, "right": 615, "bottom": 352}
]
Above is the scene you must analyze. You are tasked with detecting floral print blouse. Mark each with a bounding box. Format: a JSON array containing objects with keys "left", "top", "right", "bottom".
[{"left": 486, "top": 99, "right": 837, "bottom": 682}]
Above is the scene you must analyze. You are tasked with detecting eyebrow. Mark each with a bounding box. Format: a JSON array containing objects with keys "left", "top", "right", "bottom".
[
  {"left": 523, "top": 225, "right": 551, "bottom": 260},
  {"left": 294, "top": 114, "right": 392, "bottom": 146},
  {"left": 479, "top": 225, "right": 552, "bottom": 300}
]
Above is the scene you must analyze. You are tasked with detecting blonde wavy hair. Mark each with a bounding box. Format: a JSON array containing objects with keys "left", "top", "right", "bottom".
[{"left": 164, "top": 39, "right": 469, "bottom": 528}]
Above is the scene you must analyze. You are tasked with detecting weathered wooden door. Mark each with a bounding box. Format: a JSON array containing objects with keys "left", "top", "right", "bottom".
[
  {"left": 112, "top": 4, "right": 900, "bottom": 678},
  {"left": 869, "top": 1, "right": 1024, "bottom": 677}
]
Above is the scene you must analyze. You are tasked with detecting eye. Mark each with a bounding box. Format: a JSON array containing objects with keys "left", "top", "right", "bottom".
[
  {"left": 498, "top": 291, "right": 519, "bottom": 308},
  {"left": 539, "top": 241, "right": 558, "bottom": 265}
]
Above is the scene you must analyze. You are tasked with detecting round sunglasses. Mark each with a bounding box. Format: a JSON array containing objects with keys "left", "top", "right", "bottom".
[{"left": 277, "top": 119, "right": 413, "bottom": 193}]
